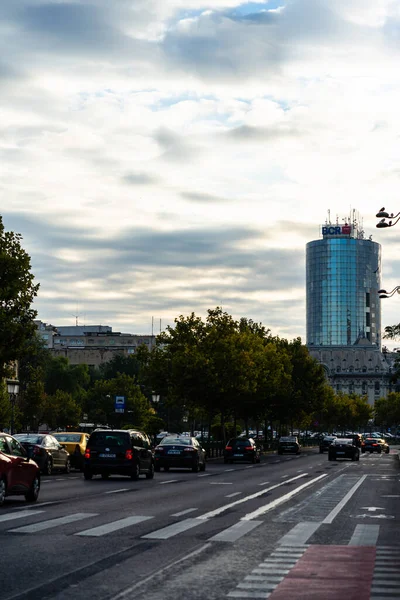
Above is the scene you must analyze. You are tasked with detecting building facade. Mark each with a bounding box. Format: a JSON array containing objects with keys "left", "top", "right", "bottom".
[{"left": 306, "top": 215, "right": 393, "bottom": 405}]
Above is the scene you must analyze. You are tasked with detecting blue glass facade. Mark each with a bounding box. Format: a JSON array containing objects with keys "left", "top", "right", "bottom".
[{"left": 306, "top": 230, "right": 381, "bottom": 347}]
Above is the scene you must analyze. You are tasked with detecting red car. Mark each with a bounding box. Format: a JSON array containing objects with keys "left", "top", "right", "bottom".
[{"left": 0, "top": 433, "right": 40, "bottom": 505}]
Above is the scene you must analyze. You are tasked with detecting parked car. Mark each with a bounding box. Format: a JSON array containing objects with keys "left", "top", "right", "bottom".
[
  {"left": 277, "top": 436, "right": 301, "bottom": 455},
  {"left": 328, "top": 438, "right": 360, "bottom": 461},
  {"left": 361, "top": 437, "right": 390, "bottom": 454},
  {"left": 0, "top": 433, "right": 40, "bottom": 505},
  {"left": 319, "top": 435, "right": 337, "bottom": 453},
  {"left": 52, "top": 432, "right": 89, "bottom": 470},
  {"left": 13, "top": 433, "right": 71, "bottom": 475},
  {"left": 223, "top": 437, "right": 261, "bottom": 464},
  {"left": 154, "top": 435, "right": 207, "bottom": 472},
  {"left": 83, "top": 429, "right": 154, "bottom": 480}
]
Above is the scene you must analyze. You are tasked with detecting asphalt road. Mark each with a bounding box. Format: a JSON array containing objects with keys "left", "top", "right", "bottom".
[{"left": 1, "top": 446, "right": 399, "bottom": 600}]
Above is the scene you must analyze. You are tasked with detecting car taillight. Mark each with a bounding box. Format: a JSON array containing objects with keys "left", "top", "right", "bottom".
[
  {"left": 84, "top": 449, "right": 90, "bottom": 459},
  {"left": 244, "top": 446, "right": 253, "bottom": 451},
  {"left": 372, "top": 443, "right": 377, "bottom": 446},
  {"left": 184, "top": 447, "right": 195, "bottom": 452},
  {"left": 125, "top": 449, "right": 133, "bottom": 460},
  {"left": 225, "top": 446, "right": 232, "bottom": 450}
]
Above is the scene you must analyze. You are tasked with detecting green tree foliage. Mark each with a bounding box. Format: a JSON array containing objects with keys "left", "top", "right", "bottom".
[
  {"left": 99, "top": 353, "right": 140, "bottom": 380},
  {"left": 40, "top": 390, "right": 81, "bottom": 431},
  {"left": 0, "top": 216, "right": 40, "bottom": 379},
  {"left": 0, "top": 382, "right": 11, "bottom": 431},
  {"left": 18, "top": 335, "right": 50, "bottom": 431},
  {"left": 322, "top": 392, "right": 372, "bottom": 432},
  {"left": 44, "top": 357, "right": 90, "bottom": 397},
  {"left": 375, "top": 393, "right": 400, "bottom": 431}
]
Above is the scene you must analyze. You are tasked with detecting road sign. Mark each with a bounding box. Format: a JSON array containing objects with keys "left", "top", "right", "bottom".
[{"left": 114, "top": 395, "right": 126, "bottom": 413}]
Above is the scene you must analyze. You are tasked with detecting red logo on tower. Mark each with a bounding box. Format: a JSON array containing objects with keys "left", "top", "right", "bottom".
[{"left": 342, "top": 224, "right": 351, "bottom": 234}]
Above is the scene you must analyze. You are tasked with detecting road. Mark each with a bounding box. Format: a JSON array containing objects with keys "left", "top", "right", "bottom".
[{"left": 1, "top": 446, "right": 399, "bottom": 600}]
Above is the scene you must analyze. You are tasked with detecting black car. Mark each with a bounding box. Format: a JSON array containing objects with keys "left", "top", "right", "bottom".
[
  {"left": 328, "top": 438, "right": 360, "bottom": 461},
  {"left": 319, "top": 436, "right": 337, "bottom": 453},
  {"left": 154, "top": 435, "right": 206, "bottom": 472},
  {"left": 361, "top": 437, "right": 390, "bottom": 454},
  {"left": 83, "top": 429, "right": 155, "bottom": 480},
  {"left": 14, "top": 433, "right": 71, "bottom": 475},
  {"left": 223, "top": 437, "right": 261, "bottom": 464},
  {"left": 277, "top": 436, "right": 300, "bottom": 455}
]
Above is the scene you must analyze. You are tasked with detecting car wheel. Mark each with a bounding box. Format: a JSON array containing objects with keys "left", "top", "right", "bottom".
[
  {"left": 0, "top": 478, "right": 6, "bottom": 506},
  {"left": 378, "top": 448, "right": 382, "bottom": 454},
  {"left": 154, "top": 464, "right": 161, "bottom": 472},
  {"left": 223, "top": 458, "right": 229, "bottom": 464},
  {"left": 65, "top": 458, "right": 71, "bottom": 474},
  {"left": 361, "top": 449, "right": 365, "bottom": 453},
  {"left": 146, "top": 463, "right": 155, "bottom": 479},
  {"left": 256, "top": 456, "right": 261, "bottom": 464},
  {"left": 83, "top": 469, "right": 93, "bottom": 480},
  {"left": 192, "top": 460, "right": 200, "bottom": 473},
  {"left": 356, "top": 453, "right": 360, "bottom": 461},
  {"left": 386, "top": 448, "right": 390, "bottom": 454},
  {"left": 131, "top": 462, "right": 140, "bottom": 480},
  {"left": 200, "top": 460, "right": 206, "bottom": 472},
  {"left": 319, "top": 448, "right": 323, "bottom": 453},
  {"left": 101, "top": 472, "right": 109, "bottom": 480},
  {"left": 25, "top": 474, "right": 40, "bottom": 502},
  {"left": 44, "top": 459, "right": 53, "bottom": 476},
  {"left": 252, "top": 456, "right": 256, "bottom": 464}
]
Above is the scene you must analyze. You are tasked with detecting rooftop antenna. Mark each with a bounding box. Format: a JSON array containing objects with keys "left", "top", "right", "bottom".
[{"left": 327, "top": 209, "right": 330, "bottom": 224}]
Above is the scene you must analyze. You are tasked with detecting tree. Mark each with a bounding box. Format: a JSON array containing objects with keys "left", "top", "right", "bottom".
[{"left": 0, "top": 216, "right": 40, "bottom": 379}]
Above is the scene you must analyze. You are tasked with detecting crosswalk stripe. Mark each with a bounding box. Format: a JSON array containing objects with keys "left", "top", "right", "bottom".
[
  {"left": 171, "top": 508, "right": 197, "bottom": 517},
  {"left": 208, "top": 520, "right": 262, "bottom": 542},
  {"left": 142, "top": 518, "right": 204, "bottom": 539},
  {"left": 9, "top": 513, "right": 97, "bottom": 533},
  {"left": 76, "top": 516, "right": 153, "bottom": 537},
  {"left": 0, "top": 510, "right": 45, "bottom": 523},
  {"left": 349, "top": 524, "right": 380, "bottom": 546}
]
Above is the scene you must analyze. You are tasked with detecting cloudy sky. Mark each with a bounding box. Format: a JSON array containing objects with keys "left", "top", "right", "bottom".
[{"left": 2, "top": 0, "right": 400, "bottom": 346}]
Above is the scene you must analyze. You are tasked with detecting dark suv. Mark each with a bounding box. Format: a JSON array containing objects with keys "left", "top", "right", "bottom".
[
  {"left": 83, "top": 429, "right": 155, "bottom": 480},
  {"left": 223, "top": 438, "right": 261, "bottom": 464},
  {"left": 277, "top": 436, "right": 300, "bottom": 455}
]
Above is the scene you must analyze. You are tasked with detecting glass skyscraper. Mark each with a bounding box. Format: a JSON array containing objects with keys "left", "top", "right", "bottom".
[{"left": 306, "top": 222, "right": 381, "bottom": 348}]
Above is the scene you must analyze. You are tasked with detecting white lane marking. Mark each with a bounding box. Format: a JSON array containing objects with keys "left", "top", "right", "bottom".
[
  {"left": 208, "top": 520, "right": 263, "bottom": 542},
  {"left": 259, "top": 481, "right": 270, "bottom": 486},
  {"left": 171, "top": 508, "right": 197, "bottom": 517},
  {"left": 0, "top": 510, "right": 45, "bottom": 523},
  {"left": 110, "top": 544, "right": 212, "bottom": 599},
  {"left": 209, "top": 482, "right": 233, "bottom": 485},
  {"left": 242, "top": 474, "right": 327, "bottom": 520},
  {"left": 56, "top": 478, "right": 64, "bottom": 481},
  {"left": 198, "top": 473, "right": 211, "bottom": 477},
  {"left": 105, "top": 489, "right": 129, "bottom": 494},
  {"left": 77, "top": 516, "right": 152, "bottom": 537},
  {"left": 278, "top": 522, "right": 321, "bottom": 546},
  {"left": 41, "top": 480, "right": 55, "bottom": 483},
  {"left": 197, "top": 473, "right": 307, "bottom": 520},
  {"left": 382, "top": 495, "right": 400, "bottom": 498},
  {"left": 226, "top": 492, "right": 242, "bottom": 498},
  {"left": 245, "top": 466, "right": 254, "bottom": 469},
  {"left": 348, "top": 524, "right": 380, "bottom": 546},
  {"left": 224, "top": 469, "right": 234, "bottom": 472},
  {"left": 142, "top": 518, "right": 204, "bottom": 540},
  {"left": 323, "top": 474, "right": 368, "bottom": 524},
  {"left": 281, "top": 475, "right": 289, "bottom": 479},
  {"left": 159, "top": 480, "right": 179, "bottom": 485},
  {"left": 10, "top": 513, "right": 97, "bottom": 533}
]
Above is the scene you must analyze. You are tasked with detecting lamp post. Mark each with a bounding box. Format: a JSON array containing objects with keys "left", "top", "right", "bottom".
[
  {"left": 378, "top": 287, "right": 400, "bottom": 299},
  {"left": 376, "top": 208, "right": 400, "bottom": 229},
  {"left": 151, "top": 392, "right": 160, "bottom": 408},
  {"left": 6, "top": 379, "right": 19, "bottom": 436}
]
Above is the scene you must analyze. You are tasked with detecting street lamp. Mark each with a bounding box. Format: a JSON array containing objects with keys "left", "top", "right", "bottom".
[
  {"left": 151, "top": 392, "right": 160, "bottom": 407},
  {"left": 6, "top": 379, "right": 19, "bottom": 436},
  {"left": 376, "top": 207, "right": 400, "bottom": 228},
  {"left": 378, "top": 287, "right": 400, "bottom": 299}
]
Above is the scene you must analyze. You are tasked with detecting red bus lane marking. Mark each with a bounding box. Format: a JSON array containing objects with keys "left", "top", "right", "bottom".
[{"left": 268, "top": 546, "right": 376, "bottom": 599}]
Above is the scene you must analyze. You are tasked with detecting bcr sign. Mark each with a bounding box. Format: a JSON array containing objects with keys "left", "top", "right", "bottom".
[{"left": 322, "top": 224, "right": 351, "bottom": 235}]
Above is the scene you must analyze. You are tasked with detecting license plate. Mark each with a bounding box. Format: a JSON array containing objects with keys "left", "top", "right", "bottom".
[
  {"left": 99, "top": 453, "right": 116, "bottom": 458},
  {"left": 168, "top": 450, "right": 181, "bottom": 454},
  {"left": 336, "top": 451, "right": 345, "bottom": 455},
  {"left": 234, "top": 453, "right": 244, "bottom": 457}
]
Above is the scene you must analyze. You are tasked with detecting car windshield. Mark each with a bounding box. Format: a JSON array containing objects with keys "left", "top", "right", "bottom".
[
  {"left": 280, "top": 437, "right": 296, "bottom": 442},
  {"left": 13, "top": 435, "right": 44, "bottom": 444},
  {"left": 53, "top": 434, "right": 82, "bottom": 442},
  {"left": 161, "top": 437, "right": 193, "bottom": 445},
  {"left": 89, "top": 432, "right": 128, "bottom": 445},
  {"left": 334, "top": 438, "right": 353, "bottom": 445}
]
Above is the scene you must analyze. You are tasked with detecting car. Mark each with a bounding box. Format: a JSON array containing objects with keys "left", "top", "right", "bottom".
[
  {"left": 361, "top": 437, "right": 390, "bottom": 454},
  {"left": 223, "top": 437, "right": 261, "bottom": 464},
  {"left": 83, "top": 429, "right": 155, "bottom": 480},
  {"left": 154, "top": 435, "right": 207, "bottom": 472},
  {"left": 0, "top": 433, "right": 41, "bottom": 505},
  {"left": 14, "top": 433, "right": 71, "bottom": 475},
  {"left": 328, "top": 438, "right": 360, "bottom": 461},
  {"left": 52, "top": 432, "right": 89, "bottom": 470},
  {"left": 319, "top": 435, "right": 337, "bottom": 453},
  {"left": 277, "top": 436, "right": 301, "bottom": 455}
]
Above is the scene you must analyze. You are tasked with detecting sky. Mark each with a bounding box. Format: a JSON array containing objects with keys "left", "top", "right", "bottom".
[{"left": 2, "top": 0, "right": 400, "bottom": 347}]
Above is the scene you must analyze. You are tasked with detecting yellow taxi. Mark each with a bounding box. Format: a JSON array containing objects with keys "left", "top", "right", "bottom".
[{"left": 52, "top": 432, "right": 89, "bottom": 470}]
